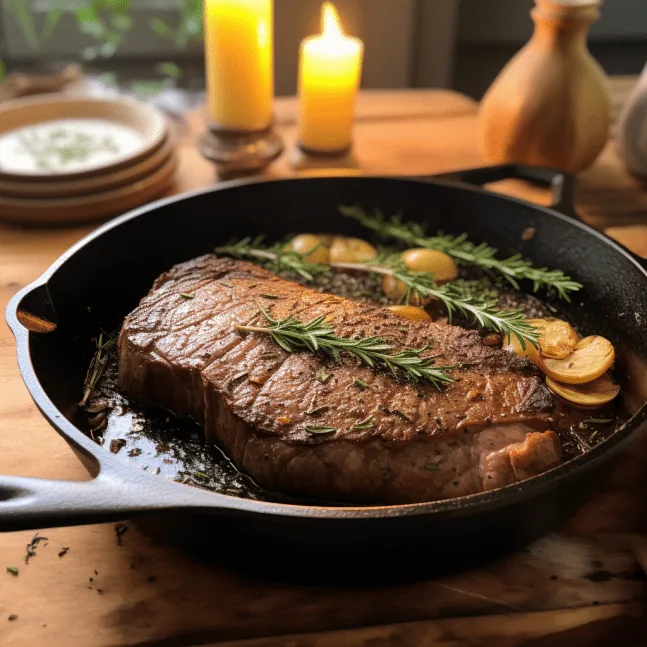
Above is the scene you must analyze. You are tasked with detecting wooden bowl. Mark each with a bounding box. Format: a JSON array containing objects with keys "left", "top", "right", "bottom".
[
  {"left": 0, "top": 154, "right": 176, "bottom": 225},
  {"left": 0, "top": 95, "right": 168, "bottom": 181},
  {"left": 0, "top": 136, "right": 174, "bottom": 199}
]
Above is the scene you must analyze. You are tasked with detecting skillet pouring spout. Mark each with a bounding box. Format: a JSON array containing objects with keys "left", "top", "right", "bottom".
[{"left": 4, "top": 167, "right": 647, "bottom": 574}]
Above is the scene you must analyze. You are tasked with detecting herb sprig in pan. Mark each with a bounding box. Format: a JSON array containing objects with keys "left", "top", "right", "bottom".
[
  {"left": 216, "top": 237, "right": 330, "bottom": 282},
  {"left": 216, "top": 240, "right": 539, "bottom": 349},
  {"left": 79, "top": 330, "right": 117, "bottom": 407},
  {"left": 339, "top": 205, "right": 582, "bottom": 299},
  {"left": 236, "top": 303, "right": 454, "bottom": 389}
]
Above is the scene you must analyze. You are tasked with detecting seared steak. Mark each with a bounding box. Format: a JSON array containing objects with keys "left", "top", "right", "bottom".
[{"left": 119, "top": 255, "right": 560, "bottom": 503}]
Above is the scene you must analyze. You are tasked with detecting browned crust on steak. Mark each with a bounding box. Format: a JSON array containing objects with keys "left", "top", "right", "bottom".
[{"left": 118, "top": 255, "right": 558, "bottom": 503}]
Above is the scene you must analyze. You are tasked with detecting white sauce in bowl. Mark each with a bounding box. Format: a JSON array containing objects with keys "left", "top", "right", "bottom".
[{"left": 0, "top": 119, "right": 144, "bottom": 175}]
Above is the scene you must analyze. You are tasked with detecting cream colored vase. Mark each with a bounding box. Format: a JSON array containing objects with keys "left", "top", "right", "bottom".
[{"left": 478, "top": 0, "right": 611, "bottom": 174}]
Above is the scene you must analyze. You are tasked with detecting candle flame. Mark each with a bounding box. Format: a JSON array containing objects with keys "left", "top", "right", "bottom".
[{"left": 321, "top": 2, "right": 345, "bottom": 39}]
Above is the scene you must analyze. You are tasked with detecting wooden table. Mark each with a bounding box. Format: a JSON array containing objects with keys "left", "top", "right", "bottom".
[{"left": 2, "top": 86, "right": 647, "bottom": 647}]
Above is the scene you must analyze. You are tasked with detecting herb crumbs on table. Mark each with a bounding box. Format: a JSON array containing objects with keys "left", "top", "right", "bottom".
[
  {"left": 25, "top": 533, "right": 48, "bottom": 563},
  {"left": 353, "top": 377, "right": 369, "bottom": 389},
  {"left": 6, "top": 566, "right": 18, "bottom": 576},
  {"left": 58, "top": 547, "right": 69, "bottom": 558},
  {"left": 115, "top": 523, "right": 128, "bottom": 546},
  {"left": 179, "top": 293, "right": 195, "bottom": 300}
]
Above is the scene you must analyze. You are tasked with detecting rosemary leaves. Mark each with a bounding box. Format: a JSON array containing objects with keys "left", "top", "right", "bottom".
[
  {"left": 79, "top": 331, "right": 117, "bottom": 407},
  {"left": 339, "top": 205, "right": 582, "bottom": 299},
  {"left": 237, "top": 303, "right": 454, "bottom": 388},
  {"left": 216, "top": 237, "right": 330, "bottom": 282},
  {"left": 217, "top": 237, "right": 539, "bottom": 348}
]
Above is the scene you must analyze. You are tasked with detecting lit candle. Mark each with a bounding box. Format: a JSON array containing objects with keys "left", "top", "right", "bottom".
[
  {"left": 298, "top": 3, "right": 364, "bottom": 153},
  {"left": 203, "top": 0, "right": 273, "bottom": 131}
]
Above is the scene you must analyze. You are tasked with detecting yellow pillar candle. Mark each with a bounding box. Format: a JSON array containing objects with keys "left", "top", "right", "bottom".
[
  {"left": 204, "top": 0, "right": 274, "bottom": 131},
  {"left": 298, "top": 3, "right": 364, "bottom": 153}
]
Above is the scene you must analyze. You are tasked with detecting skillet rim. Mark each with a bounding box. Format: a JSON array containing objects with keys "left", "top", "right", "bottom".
[{"left": 6, "top": 173, "right": 647, "bottom": 521}]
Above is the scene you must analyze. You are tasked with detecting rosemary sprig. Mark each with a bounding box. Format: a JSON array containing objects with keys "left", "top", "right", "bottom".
[
  {"left": 218, "top": 239, "right": 539, "bottom": 348},
  {"left": 79, "top": 330, "right": 117, "bottom": 407},
  {"left": 392, "top": 267, "right": 539, "bottom": 350},
  {"left": 215, "top": 237, "right": 330, "bottom": 282},
  {"left": 334, "top": 257, "right": 539, "bottom": 349},
  {"left": 339, "top": 205, "right": 582, "bottom": 299},
  {"left": 236, "top": 303, "right": 454, "bottom": 389}
]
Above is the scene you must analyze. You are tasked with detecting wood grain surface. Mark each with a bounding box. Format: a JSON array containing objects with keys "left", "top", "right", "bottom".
[{"left": 1, "top": 85, "right": 646, "bottom": 647}]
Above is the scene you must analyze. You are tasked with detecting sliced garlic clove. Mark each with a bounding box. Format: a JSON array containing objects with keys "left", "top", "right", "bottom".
[
  {"left": 288, "top": 234, "right": 331, "bottom": 265},
  {"left": 402, "top": 249, "right": 458, "bottom": 283},
  {"left": 386, "top": 305, "right": 433, "bottom": 322},
  {"left": 329, "top": 237, "right": 377, "bottom": 264},
  {"left": 529, "top": 318, "right": 579, "bottom": 360},
  {"left": 546, "top": 373, "right": 620, "bottom": 408},
  {"left": 539, "top": 335, "right": 615, "bottom": 385}
]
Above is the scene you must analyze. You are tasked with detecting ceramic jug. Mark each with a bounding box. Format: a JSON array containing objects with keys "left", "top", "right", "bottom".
[{"left": 478, "top": 0, "right": 611, "bottom": 173}]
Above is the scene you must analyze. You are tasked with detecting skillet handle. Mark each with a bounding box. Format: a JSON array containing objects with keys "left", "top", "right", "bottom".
[
  {"left": 429, "top": 164, "right": 580, "bottom": 221},
  {"left": 0, "top": 468, "right": 221, "bottom": 532}
]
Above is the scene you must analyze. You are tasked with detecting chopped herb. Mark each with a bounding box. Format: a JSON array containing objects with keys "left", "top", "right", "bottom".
[
  {"left": 306, "top": 426, "right": 337, "bottom": 435},
  {"left": 590, "top": 431, "right": 599, "bottom": 442},
  {"left": 193, "top": 472, "right": 209, "bottom": 479},
  {"left": 305, "top": 406, "right": 331, "bottom": 417},
  {"left": 115, "top": 523, "right": 128, "bottom": 546},
  {"left": 399, "top": 327, "right": 408, "bottom": 334},
  {"left": 221, "top": 281, "right": 233, "bottom": 288},
  {"left": 260, "top": 351, "right": 281, "bottom": 359},
  {"left": 179, "top": 293, "right": 195, "bottom": 300},
  {"left": 583, "top": 418, "right": 613, "bottom": 425},
  {"left": 259, "top": 294, "right": 279, "bottom": 300},
  {"left": 25, "top": 533, "right": 48, "bottom": 564},
  {"left": 387, "top": 408, "right": 413, "bottom": 423},
  {"left": 352, "top": 416, "right": 375, "bottom": 430},
  {"left": 316, "top": 370, "right": 332, "bottom": 384},
  {"left": 353, "top": 377, "right": 369, "bottom": 389},
  {"left": 8, "top": 614, "right": 17, "bottom": 621},
  {"left": 425, "top": 463, "right": 439, "bottom": 472},
  {"left": 6, "top": 566, "right": 18, "bottom": 576}
]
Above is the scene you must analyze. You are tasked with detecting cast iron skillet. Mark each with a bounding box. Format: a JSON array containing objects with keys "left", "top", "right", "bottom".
[{"left": 4, "top": 164, "right": 647, "bottom": 578}]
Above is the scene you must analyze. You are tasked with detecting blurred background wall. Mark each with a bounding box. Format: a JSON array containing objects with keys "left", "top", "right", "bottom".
[{"left": 1, "top": 0, "right": 645, "bottom": 97}]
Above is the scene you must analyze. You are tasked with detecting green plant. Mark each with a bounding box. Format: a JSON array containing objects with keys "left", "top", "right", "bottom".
[
  {"left": 150, "top": 0, "right": 203, "bottom": 52},
  {"left": 5, "top": 0, "right": 62, "bottom": 54},
  {"left": 74, "top": 0, "right": 133, "bottom": 61}
]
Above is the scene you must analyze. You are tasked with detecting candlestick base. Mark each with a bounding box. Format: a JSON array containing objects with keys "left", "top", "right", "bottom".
[
  {"left": 290, "top": 144, "right": 360, "bottom": 174},
  {"left": 199, "top": 123, "right": 284, "bottom": 179}
]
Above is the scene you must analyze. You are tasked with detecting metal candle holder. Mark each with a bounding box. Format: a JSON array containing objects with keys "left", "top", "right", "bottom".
[{"left": 199, "top": 123, "right": 284, "bottom": 179}]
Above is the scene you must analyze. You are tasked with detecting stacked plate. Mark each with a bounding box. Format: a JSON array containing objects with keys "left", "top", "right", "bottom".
[{"left": 0, "top": 95, "right": 176, "bottom": 225}]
